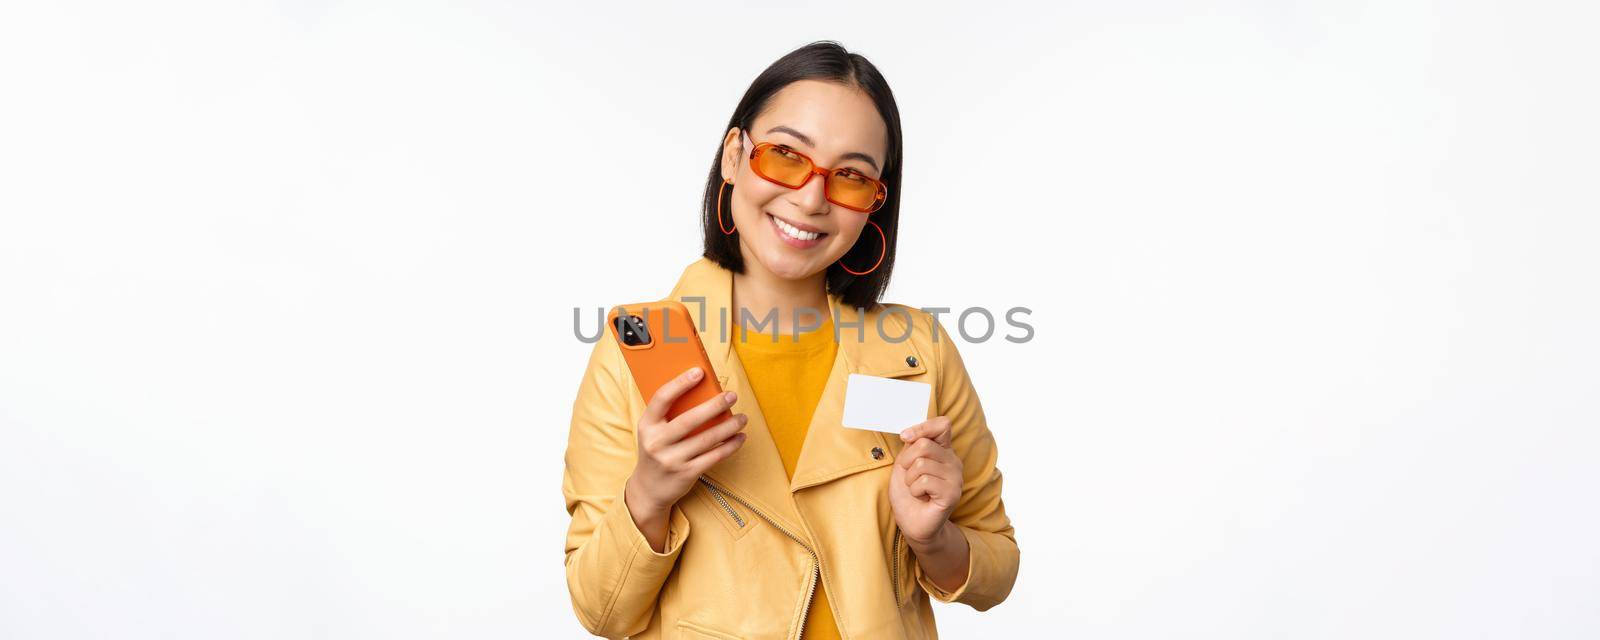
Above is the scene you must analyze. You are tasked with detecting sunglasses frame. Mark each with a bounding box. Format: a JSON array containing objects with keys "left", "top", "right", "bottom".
[{"left": 741, "top": 132, "right": 888, "bottom": 214}]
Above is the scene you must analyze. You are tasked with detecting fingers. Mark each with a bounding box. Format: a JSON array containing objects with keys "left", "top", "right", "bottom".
[
  {"left": 663, "top": 389, "right": 739, "bottom": 443},
  {"left": 667, "top": 412, "right": 748, "bottom": 462},
  {"left": 643, "top": 367, "right": 707, "bottom": 423},
  {"left": 903, "top": 455, "right": 960, "bottom": 488},
  {"left": 685, "top": 430, "right": 746, "bottom": 470},
  {"left": 896, "top": 437, "right": 962, "bottom": 507},
  {"left": 896, "top": 437, "right": 959, "bottom": 471},
  {"left": 903, "top": 454, "right": 959, "bottom": 504},
  {"left": 899, "top": 416, "right": 952, "bottom": 447},
  {"left": 909, "top": 473, "right": 956, "bottom": 503}
]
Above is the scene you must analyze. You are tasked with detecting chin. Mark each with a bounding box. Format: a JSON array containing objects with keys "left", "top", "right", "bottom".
[{"left": 754, "top": 244, "right": 829, "bottom": 281}]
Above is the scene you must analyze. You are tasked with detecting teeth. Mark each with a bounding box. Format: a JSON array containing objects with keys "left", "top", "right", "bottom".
[{"left": 772, "top": 215, "right": 821, "bottom": 241}]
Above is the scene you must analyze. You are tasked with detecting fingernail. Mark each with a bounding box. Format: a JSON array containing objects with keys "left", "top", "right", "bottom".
[
  {"left": 688, "top": 367, "right": 702, "bottom": 380},
  {"left": 900, "top": 428, "right": 913, "bottom": 439},
  {"left": 724, "top": 391, "right": 737, "bottom": 403}
]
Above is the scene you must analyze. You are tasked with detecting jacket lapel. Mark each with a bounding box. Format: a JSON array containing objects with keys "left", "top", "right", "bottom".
[
  {"left": 666, "top": 259, "right": 806, "bottom": 534},
  {"left": 788, "top": 294, "right": 926, "bottom": 491},
  {"left": 663, "top": 258, "right": 931, "bottom": 538}
]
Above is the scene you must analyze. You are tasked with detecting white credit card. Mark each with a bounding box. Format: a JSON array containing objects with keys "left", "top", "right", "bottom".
[{"left": 841, "top": 373, "right": 932, "bottom": 433}]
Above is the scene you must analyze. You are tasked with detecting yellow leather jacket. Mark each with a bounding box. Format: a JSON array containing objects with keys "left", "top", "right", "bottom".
[{"left": 563, "top": 257, "right": 1019, "bottom": 638}]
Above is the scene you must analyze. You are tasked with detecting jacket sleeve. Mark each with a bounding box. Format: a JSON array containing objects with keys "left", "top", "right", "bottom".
[
  {"left": 911, "top": 316, "right": 1021, "bottom": 611},
  {"left": 562, "top": 335, "right": 692, "bottom": 638}
]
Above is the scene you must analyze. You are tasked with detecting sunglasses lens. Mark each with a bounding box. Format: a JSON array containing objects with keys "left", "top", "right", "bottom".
[
  {"left": 827, "top": 170, "right": 884, "bottom": 211},
  {"left": 753, "top": 146, "right": 813, "bottom": 187}
]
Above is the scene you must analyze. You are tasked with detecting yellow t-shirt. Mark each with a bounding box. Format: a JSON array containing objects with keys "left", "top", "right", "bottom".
[{"left": 732, "top": 315, "right": 841, "bottom": 640}]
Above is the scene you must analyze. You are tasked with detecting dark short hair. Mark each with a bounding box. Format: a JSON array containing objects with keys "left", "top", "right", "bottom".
[{"left": 700, "top": 41, "right": 903, "bottom": 310}]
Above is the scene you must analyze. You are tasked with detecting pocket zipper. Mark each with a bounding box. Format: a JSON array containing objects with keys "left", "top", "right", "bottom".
[
  {"left": 701, "top": 480, "right": 745, "bottom": 528},
  {"left": 698, "top": 476, "right": 820, "bottom": 640}
]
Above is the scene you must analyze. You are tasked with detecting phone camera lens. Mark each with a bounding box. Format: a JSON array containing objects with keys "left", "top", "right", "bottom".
[{"left": 614, "top": 314, "right": 652, "bottom": 347}]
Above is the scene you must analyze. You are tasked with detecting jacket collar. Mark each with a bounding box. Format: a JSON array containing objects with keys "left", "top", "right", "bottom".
[
  {"left": 667, "top": 257, "right": 925, "bottom": 380},
  {"left": 664, "top": 257, "right": 928, "bottom": 537}
]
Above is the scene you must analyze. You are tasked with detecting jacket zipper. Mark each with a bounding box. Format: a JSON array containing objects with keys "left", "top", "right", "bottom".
[
  {"left": 891, "top": 527, "right": 903, "bottom": 606},
  {"left": 699, "top": 476, "right": 820, "bottom": 640},
  {"left": 702, "top": 480, "right": 745, "bottom": 528}
]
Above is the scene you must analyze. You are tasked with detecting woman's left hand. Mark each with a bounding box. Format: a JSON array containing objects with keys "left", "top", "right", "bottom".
[{"left": 888, "top": 416, "right": 963, "bottom": 545}]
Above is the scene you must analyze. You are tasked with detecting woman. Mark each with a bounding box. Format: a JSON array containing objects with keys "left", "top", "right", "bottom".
[{"left": 563, "top": 42, "right": 1019, "bottom": 639}]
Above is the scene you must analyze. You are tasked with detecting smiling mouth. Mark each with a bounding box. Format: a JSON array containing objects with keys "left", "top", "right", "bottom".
[{"left": 767, "top": 213, "right": 829, "bottom": 244}]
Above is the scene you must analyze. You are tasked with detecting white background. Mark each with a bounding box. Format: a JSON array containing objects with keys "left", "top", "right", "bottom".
[{"left": 2, "top": 1, "right": 1597, "bottom": 638}]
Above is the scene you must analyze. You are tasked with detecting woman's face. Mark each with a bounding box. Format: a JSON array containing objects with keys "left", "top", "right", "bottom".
[{"left": 720, "top": 79, "right": 890, "bottom": 282}]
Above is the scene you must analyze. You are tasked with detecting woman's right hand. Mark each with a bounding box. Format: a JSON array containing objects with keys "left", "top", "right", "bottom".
[{"left": 624, "top": 366, "right": 747, "bottom": 550}]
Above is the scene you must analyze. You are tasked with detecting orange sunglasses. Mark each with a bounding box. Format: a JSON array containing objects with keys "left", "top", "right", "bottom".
[{"left": 740, "top": 130, "right": 888, "bottom": 213}]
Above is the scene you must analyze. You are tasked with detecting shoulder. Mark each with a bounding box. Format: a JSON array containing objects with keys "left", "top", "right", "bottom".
[
  {"left": 850, "top": 301, "right": 967, "bottom": 377},
  {"left": 858, "top": 302, "right": 989, "bottom": 427},
  {"left": 578, "top": 323, "right": 638, "bottom": 399}
]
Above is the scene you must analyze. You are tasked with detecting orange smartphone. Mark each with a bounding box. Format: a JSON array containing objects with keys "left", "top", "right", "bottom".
[{"left": 607, "top": 300, "right": 732, "bottom": 437}]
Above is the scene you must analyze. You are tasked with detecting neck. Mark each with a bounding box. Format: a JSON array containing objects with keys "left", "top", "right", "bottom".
[{"left": 731, "top": 257, "right": 830, "bottom": 337}]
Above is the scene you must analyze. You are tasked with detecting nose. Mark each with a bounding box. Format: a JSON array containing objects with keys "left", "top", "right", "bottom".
[{"left": 790, "top": 172, "right": 830, "bottom": 215}]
